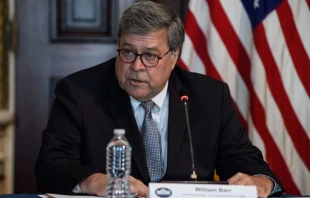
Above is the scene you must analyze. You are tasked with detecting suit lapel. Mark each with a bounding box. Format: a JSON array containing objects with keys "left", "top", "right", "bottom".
[
  {"left": 166, "top": 71, "right": 188, "bottom": 175},
  {"left": 105, "top": 67, "right": 189, "bottom": 182},
  {"left": 106, "top": 74, "right": 150, "bottom": 183}
]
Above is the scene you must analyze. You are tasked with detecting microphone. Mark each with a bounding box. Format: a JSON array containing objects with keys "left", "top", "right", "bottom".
[{"left": 180, "top": 88, "right": 197, "bottom": 181}]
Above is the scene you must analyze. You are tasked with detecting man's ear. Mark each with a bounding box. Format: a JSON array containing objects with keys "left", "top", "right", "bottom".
[
  {"left": 174, "top": 50, "right": 180, "bottom": 60},
  {"left": 171, "top": 50, "right": 180, "bottom": 69}
]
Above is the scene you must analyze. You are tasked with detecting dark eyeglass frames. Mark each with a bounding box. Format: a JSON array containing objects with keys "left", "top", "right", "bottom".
[{"left": 117, "top": 49, "right": 171, "bottom": 67}]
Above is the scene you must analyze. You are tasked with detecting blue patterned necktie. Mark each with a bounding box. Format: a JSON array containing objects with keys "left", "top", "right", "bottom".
[{"left": 141, "top": 100, "right": 162, "bottom": 182}]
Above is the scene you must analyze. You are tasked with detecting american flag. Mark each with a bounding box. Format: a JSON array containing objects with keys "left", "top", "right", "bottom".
[{"left": 179, "top": 0, "right": 310, "bottom": 195}]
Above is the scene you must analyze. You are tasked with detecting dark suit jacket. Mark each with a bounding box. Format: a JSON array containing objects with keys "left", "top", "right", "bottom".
[{"left": 35, "top": 58, "right": 283, "bottom": 194}]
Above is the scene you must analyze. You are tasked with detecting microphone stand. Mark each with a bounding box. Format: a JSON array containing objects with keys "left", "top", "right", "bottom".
[{"left": 181, "top": 95, "right": 197, "bottom": 181}]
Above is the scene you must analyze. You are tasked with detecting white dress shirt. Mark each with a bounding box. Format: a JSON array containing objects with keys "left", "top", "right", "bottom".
[{"left": 129, "top": 81, "right": 169, "bottom": 173}]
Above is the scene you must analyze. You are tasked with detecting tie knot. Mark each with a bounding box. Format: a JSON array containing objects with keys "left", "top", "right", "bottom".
[{"left": 141, "top": 100, "right": 155, "bottom": 113}]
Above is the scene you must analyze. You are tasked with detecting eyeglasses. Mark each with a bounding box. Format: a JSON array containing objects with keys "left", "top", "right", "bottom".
[{"left": 117, "top": 49, "right": 171, "bottom": 67}]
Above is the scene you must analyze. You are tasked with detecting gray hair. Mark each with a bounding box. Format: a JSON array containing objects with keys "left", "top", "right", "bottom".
[{"left": 118, "top": 1, "right": 185, "bottom": 53}]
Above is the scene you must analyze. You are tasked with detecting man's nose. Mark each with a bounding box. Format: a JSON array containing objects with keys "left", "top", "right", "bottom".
[{"left": 130, "top": 56, "right": 146, "bottom": 71}]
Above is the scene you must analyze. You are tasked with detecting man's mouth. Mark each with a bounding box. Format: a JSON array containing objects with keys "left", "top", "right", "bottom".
[{"left": 130, "top": 79, "right": 144, "bottom": 83}]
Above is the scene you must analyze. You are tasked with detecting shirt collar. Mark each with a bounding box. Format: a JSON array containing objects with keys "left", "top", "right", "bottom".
[{"left": 130, "top": 81, "right": 169, "bottom": 111}]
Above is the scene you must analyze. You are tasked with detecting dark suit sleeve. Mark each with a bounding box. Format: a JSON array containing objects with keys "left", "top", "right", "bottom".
[
  {"left": 216, "top": 83, "right": 283, "bottom": 191},
  {"left": 35, "top": 78, "right": 100, "bottom": 194}
]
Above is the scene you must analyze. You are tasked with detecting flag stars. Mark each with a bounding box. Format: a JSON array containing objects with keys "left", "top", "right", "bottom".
[{"left": 254, "top": 0, "right": 260, "bottom": 9}]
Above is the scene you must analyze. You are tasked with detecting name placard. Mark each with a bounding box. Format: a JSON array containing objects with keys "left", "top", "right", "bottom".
[{"left": 148, "top": 183, "right": 257, "bottom": 198}]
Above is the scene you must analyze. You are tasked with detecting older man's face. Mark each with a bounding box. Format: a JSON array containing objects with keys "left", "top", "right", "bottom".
[{"left": 115, "top": 28, "right": 179, "bottom": 102}]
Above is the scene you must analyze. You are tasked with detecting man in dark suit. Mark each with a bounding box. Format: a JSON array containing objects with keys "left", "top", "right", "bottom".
[{"left": 36, "top": 1, "right": 283, "bottom": 197}]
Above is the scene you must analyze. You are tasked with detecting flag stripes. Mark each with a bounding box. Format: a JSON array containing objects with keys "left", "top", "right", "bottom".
[
  {"left": 254, "top": 23, "right": 310, "bottom": 172},
  {"left": 180, "top": 0, "right": 310, "bottom": 195},
  {"left": 287, "top": 0, "right": 310, "bottom": 58},
  {"left": 306, "top": 0, "right": 310, "bottom": 8},
  {"left": 277, "top": 1, "right": 310, "bottom": 98},
  {"left": 263, "top": 9, "right": 310, "bottom": 136},
  {"left": 184, "top": 10, "right": 220, "bottom": 78},
  {"left": 206, "top": 0, "right": 251, "bottom": 120}
]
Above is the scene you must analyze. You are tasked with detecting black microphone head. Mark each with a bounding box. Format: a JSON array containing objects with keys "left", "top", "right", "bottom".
[{"left": 179, "top": 88, "right": 189, "bottom": 101}]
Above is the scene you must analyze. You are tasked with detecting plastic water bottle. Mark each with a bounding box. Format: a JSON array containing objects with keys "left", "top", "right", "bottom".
[{"left": 106, "top": 129, "right": 132, "bottom": 198}]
